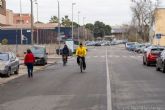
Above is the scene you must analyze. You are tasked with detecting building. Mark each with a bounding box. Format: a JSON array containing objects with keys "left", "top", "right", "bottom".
[
  {"left": 0, "top": 0, "right": 6, "bottom": 26},
  {"left": 152, "top": 8, "right": 165, "bottom": 46},
  {"left": 13, "top": 13, "right": 31, "bottom": 24},
  {"left": 0, "top": 23, "right": 72, "bottom": 44},
  {"left": 111, "top": 26, "right": 127, "bottom": 40}
]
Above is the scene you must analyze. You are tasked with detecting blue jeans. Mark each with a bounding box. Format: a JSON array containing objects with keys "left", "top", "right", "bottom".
[{"left": 26, "top": 63, "right": 34, "bottom": 78}]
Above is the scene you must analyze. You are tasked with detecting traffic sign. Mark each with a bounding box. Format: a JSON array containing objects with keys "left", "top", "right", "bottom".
[{"left": 156, "top": 33, "right": 161, "bottom": 39}]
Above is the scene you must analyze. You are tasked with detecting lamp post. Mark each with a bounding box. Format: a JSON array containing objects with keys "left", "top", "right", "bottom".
[
  {"left": 78, "top": 11, "right": 80, "bottom": 44},
  {"left": 57, "top": 0, "right": 61, "bottom": 55},
  {"left": 72, "top": 3, "right": 76, "bottom": 40},
  {"left": 35, "top": 1, "right": 39, "bottom": 44},
  {"left": 20, "top": 0, "right": 23, "bottom": 44},
  {"left": 83, "top": 17, "right": 86, "bottom": 39},
  {"left": 30, "top": 0, "right": 34, "bottom": 45}
]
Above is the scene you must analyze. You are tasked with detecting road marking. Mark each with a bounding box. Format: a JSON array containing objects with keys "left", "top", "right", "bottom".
[{"left": 106, "top": 48, "right": 112, "bottom": 110}]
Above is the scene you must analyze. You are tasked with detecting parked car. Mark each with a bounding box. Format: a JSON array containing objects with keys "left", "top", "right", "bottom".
[
  {"left": 156, "top": 50, "right": 165, "bottom": 73},
  {"left": 134, "top": 44, "right": 145, "bottom": 53},
  {"left": 139, "top": 45, "right": 151, "bottom": 53},
  {"left": 143, "top": 47, "right": 164, "bottom": 66},
  {"left": 31, "top": 46, "right": 48, "bottom": 65},
  {"left": 0, "top": 52, "right": 19, "bottom": 77},
  {"left": 125, "top": 42, "right": 137, "bottom": 50}
]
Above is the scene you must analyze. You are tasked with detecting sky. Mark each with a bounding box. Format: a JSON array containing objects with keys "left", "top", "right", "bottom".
[{"left": 6, "top": 0, "right": 165, "bottom": 26}]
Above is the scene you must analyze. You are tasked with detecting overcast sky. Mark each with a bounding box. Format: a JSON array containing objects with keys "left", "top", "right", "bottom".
[{"left": 6, "top": 0, "right": 165, "bottom": 26}]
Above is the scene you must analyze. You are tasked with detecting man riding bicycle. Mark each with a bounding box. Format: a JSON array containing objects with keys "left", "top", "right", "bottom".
[
  {"left": 76, "top": 43, "right": 87, "bottom": 70},
  {"left": 62, "top": 44, "right": 69, "bottom": 64}
]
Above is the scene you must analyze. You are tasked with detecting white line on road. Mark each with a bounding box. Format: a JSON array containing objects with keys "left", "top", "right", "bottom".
[{"left": 106, "top": 48, "right": 112, "bottom": 110}]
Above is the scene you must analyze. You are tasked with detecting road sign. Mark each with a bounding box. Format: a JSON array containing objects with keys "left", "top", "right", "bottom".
[
  {"left": 65, "top": 40, "right": 74, "bottom": 52},
  {"left": 156, "top": 33, "right": 161, "bottom": 39}
]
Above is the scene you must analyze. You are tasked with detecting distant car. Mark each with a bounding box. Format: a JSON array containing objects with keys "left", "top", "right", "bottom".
[
  {"left": 134, "top": 44, "right": 145, "bottom": 53},
  {"left": 143, "top": 47, "right": 164, "bottom": 66},
  {"left": 156, "top": 50, "right": 165, "bottom": 73},
  {"left": 125, "top": 42, "right": 137, "bottom": 50},
  {"left": 95, "top": 43, "right": 101, "bottom": 46},
  {"left": 0, "top": 52, "right": 19, "bottom": 77},
  {"left": 31, "top": 46, "right": 48, "bottom": 65}
]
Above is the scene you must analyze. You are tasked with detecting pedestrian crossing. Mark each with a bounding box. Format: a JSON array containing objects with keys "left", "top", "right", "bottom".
[{"left": 86, "top": 55, "right": 142, "bottom": 59}]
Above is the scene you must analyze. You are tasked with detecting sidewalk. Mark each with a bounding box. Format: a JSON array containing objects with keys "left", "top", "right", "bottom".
[{"left": 0, "top": 54, "right": 60, "bottom": 85}]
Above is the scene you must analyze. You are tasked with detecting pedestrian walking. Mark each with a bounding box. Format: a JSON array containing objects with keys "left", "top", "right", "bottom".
[{"left": 24, "top": 49, "right": 35, "bottom": 78}]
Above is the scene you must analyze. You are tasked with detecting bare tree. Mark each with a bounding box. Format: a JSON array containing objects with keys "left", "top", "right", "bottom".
[{"left": 130, "top": 0, "right": 160, "bottom": 42}]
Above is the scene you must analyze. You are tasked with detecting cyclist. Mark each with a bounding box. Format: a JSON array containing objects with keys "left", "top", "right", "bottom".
[
  {"left": 62, "top": 44, "right": 69, "bottom": 63},
  {"left": 76, "top": 43, "right": 87, "bottom": 70}
]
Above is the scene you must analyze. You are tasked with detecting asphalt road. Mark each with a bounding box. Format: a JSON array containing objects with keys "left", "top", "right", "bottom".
[
  {"left": 109, "top": 45, "right": 165, "bottom": 110},
  {"left": 0, "top": 46, "right": 107, "bottom": 110},
  {"left": 1, "top": 45, "right": 165, "bottom": 110}
]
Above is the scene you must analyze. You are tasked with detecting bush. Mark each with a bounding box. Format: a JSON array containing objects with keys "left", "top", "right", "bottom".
[{"left": 1, "top": 38, "right": 8, "bottom": 45}]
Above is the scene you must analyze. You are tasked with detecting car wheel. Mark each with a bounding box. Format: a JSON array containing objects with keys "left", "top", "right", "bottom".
[
  {"left": 162, "top": 64, "right": 165, "bottom": 73},
  {"left": 146, "top": 61, "right": 150, "bottom": 66},
  {"left": 14, "top": 66, "right": 19, "bottom": 74},
  {"left": 156, "top": 63, "right": 160, "bottom": 71},
  {"left": 6, "top": 68, "right": 11, "bottom": 77},
  {"left": 143, "top": 57, "right": 146, "bottom": 65}
]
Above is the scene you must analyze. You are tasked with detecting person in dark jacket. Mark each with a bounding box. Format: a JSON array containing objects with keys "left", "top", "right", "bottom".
[
  {"left": 24, "top": 49, "right": 35, "bottom": 78},
  {"left": 62, "top": 45, "right": 69, "bottom": 62}
]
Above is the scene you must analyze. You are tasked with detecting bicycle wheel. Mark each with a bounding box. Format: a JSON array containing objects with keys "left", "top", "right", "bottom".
[{"left": 80, "top": 58, "right": 83, "bottom": 72}]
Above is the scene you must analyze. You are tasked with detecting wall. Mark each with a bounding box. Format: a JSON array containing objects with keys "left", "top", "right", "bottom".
[
  {"left": 153, "top": 8, "right": 165, "bottom": 46},
  {"left": 0, "top": 44, "right": 59, "bottom": 57}
]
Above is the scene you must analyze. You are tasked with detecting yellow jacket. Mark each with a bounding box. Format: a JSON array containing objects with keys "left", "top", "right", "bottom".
[{"left": 76, "top": 46, "right": 87, "bottom": 57}]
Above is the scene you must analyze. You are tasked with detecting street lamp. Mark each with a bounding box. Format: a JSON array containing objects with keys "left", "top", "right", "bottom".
[
  {"left": 72, "top": 3, "right": 76, "bottom": 40},
  {"left": 83, "top": 17, "right": 86, "bottom": 39},
  {"left": 30, "top": 0, "right": 34, "bottom": 45},
  {"left": 57, "top": 0, "right": 61, "bottom": 55},
  {"left": 35, "top": 0, "right": 39, "bottom": 44},
  {"left": 78, "top": 11, "right": 80, "bottom": 44},
  {"left": 20, "top": 0, "right": 23, "bottom": 44}
]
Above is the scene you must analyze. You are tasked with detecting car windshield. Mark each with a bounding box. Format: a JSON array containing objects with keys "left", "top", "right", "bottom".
[
  {"left": 0, "top": 53, "right": 9, "bottom": 61},
  {"left": 31, "top": 47, "right": 45, "bottom": 55}
]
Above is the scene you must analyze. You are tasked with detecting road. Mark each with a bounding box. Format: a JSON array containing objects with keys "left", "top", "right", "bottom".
[
  {"left": 0, "top": 46, "right": 107, "bottom": 110},
  {"left": 109, "top": 45, "right": 165, "bottom": 110},
  {"left": 0, "top": 45, "right": 165, "bottom": 110}
]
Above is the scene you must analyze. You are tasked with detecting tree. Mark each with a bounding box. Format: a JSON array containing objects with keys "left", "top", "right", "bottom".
[
  {"left": 131, "top": 0, "right": 160, "bottom": 42},
  {"left": 85, "top": 23, "right": 94, "bottom": 32},
  {"left": 61, "top": 15, "right": 72, "bottom": 27},
  {"left": 104, "top": 25, "right": 111, "bottom": 35},
  {"left": 49, "top": 16, "right": 58, "bottom": 23},
  {"left": 93, "top": 21, "right": 106, "bottom": 38}
]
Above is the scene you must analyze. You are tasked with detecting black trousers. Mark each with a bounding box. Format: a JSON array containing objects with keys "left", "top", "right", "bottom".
[
  {"left": 77, "top": 56, "right": 86, "bottom": 68},
  {"left": 26, "top": 63, "right": 34, "bottom": 78}
]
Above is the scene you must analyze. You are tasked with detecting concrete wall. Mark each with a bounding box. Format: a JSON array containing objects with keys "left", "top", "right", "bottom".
[{"left": 0, "top": 44, "right": 60, "bottom": 57}]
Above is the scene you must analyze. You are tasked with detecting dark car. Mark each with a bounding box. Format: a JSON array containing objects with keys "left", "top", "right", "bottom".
[
  {"left": 143, "top": 47, "right": 164, "bottom": 66},
  {"left": 31, "top": 46, "right": 48, "bottom": 66},
  {"left": 156, "top": 50, "right": 165, "bottom": 73}
]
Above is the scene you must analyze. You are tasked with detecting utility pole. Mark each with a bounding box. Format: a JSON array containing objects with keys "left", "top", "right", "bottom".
[
  {"left": 20, "top": 0, "right": 23, "bottom": 44},
  {"left": 72, "top": 3, "right": 76, "bottom": 40},
  {"left": 35, "top": 1, "right": 39, "bottom": 44},
  {"left": 57, "top": 0, "right": 61, "bottom": 55},
  {"left": 78, "top": 11, "right": 80, "bottom": 44},
  {"left": 30, "top": 0, "right": 34, "bottom": 45}
]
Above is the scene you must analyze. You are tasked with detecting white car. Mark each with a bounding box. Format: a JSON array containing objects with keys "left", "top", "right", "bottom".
[{"left": 0, "top": 52, "right": 19, "bottom": 77}]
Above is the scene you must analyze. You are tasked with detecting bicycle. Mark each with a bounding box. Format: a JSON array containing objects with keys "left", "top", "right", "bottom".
[{"left": 63, "top": 55, "right": 67, "bottom": 66}]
